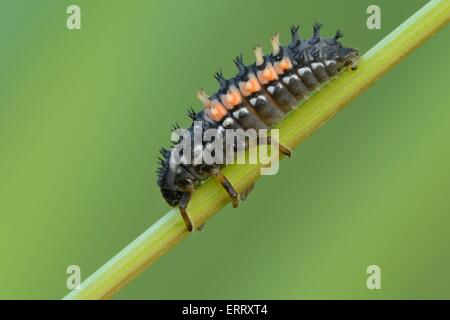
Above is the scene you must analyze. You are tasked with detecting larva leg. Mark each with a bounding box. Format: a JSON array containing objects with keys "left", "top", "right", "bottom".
[
  {"left": 267, "top": 136, "right": 292, "bottom": 158},
  {"left": 179, "top": 193, "right": 194, "bottom": 232},
  {"left": 211, "top": 169, "right": 239, "bottom": 208},
  {"left": 240, "top": 183, "right": 255, "bottom": 201}
]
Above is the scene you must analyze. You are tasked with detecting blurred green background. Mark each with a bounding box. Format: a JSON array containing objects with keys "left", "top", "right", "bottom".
[{"left": 0, "top": 0, "right": 449, "bottom": 299}]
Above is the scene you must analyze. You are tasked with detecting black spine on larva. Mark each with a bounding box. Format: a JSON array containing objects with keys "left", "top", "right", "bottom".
[
  {"left": 186, "top": 107, "right": 197, "bottom": 120},
  {"left": 157, "top": 23, "right": 359, "bottom": 207},
  {"left": 308, "top": 22, "right": 323, "bottom": 45},
  {"left": 288, "top": 24, "right": 301, "bottom": 51},
  {"left": 234, "top": 54, "right": 247, "bottom": 79},
  {"left": 214, "top": 70, "right": 228, "bottom": 89}
]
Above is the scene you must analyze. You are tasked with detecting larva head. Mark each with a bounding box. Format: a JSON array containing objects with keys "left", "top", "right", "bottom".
[
  {"left": 160, "top": 168, "right": 195, "bottom": 206},
  {"left": 157, "top": 146, "right": 197, "bottom": 207},
  {"left": 160, "top": 188, "right": 187, "bottom": 207}
]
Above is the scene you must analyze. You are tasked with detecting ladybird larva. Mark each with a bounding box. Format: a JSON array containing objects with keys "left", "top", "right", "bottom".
[{"left": 156, "top": 23, "right": 359, "bottom": 232}]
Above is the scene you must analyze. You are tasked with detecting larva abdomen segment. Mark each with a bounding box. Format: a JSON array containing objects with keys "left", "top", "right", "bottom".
[
  {"left": 265, "top": 82, "right": 298, "bottom": 112},
  {"left": 230, "top": 105, "right": 269, "bottom": 130},
  {"left": 282, "top": 73, "right": 310, "bottom": 100},
  {"left": 311, "top": 62, "right": 330, "bottom": 82},
  {"left": 248, "top": 93, "right": 285, "bottom": 126},
  {"left": 325, "top": 60, "right": 338, "bottom": 76},
  {"left": 298, "top": 67, "right": 321, "bottom": 90}
]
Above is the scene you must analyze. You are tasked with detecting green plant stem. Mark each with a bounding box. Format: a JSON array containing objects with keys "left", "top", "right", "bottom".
[{"left": 64, "top": 0, "right": 450, "bottom": 300}]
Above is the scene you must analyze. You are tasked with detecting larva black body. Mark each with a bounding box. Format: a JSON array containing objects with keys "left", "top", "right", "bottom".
[{"left": 156, "top": 23, "right": 359, "bottom": 231}]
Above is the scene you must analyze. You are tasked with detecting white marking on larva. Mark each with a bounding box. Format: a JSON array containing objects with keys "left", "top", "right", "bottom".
[
  {"left": 217, "top": 126, "right": 225, "bottom": 134},
  {"left": 283, "top": 74, "right": 300, "bottom": 84},
  {"left": 238, "top": 108, "right": 250, "bottom": 118},
  {"left": 311, "top": 62, "right": 325, "bottom": 70},
  {"left": 267, "top": 86, "right": 275, "bottom": 94},
  {"left": 325, "top": 60, "right": 336, "bottom": 67},
  {"left": 256, "top": 94, "right": 267, "bottom": 102},
  {"left": 282, "top": 76, "right": 291, "bottom": 85},
  {"left": 250, "top": 97, "right": 257, "bottom": 105},
  {"left": 298, "top": 67, "right": 312, "bottom": 76},
  {"left": 222, "top": 117, "right": 234, "bottom": 128}
]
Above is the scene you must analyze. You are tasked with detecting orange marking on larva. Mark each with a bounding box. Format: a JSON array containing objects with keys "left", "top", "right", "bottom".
[
  {"left": 220, "top": 94, "right": 234, "bottom": 110},
  {"left": 226, "top": 93, "right": 237, "bottom": 106},
  {"left": 262, "top": 66, "right": 278, "bottom": 82},
  {"left": 245, "top": 78, "right": 261, "bottom": 94},
  {"left": 274, "top": 64, "right": 283, "bottom": 75},
  {"left": 239, "top": 82, "right": 250, "bottom": 97},
  {"left": 232, "top": 91, "right": 242, "bottom": 104},
  {"left": 206, "top": 101, "right": 227, "bottom": 121},
  {"left": 279, "top": 58, "right": 292, "bottom": 71},
  {"left": 226, "top": 89, "right": 242, "bottom": 107}
]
